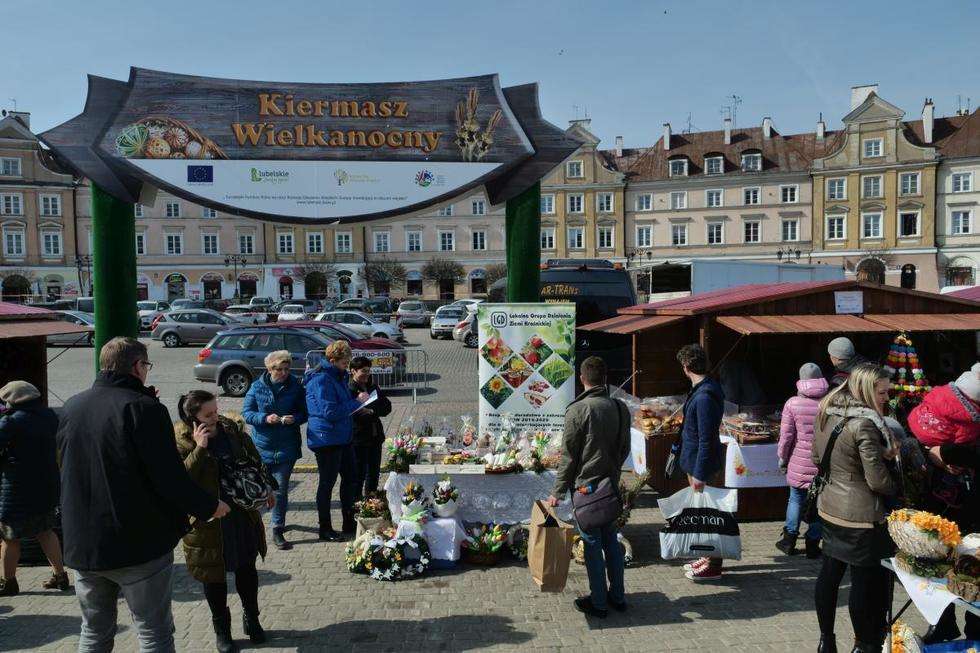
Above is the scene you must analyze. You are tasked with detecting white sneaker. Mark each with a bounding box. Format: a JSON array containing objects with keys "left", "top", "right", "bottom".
[{"left": 682, "top": 557, "right": 710, "bottom": 572}]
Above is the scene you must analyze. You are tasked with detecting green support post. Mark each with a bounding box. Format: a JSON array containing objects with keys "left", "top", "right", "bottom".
[
  {"left": 90, "top": 183, "right": 138, "bottom": 370},
  {"left": 505, "top": 182, "right": 541, "bottom": 303}
]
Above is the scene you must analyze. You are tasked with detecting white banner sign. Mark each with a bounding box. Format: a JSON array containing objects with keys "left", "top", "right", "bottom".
[{"left": 477, "top": 303, "right": 575, "bottom": 436}]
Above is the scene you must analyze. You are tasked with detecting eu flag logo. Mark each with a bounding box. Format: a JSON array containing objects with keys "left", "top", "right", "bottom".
[{"left": 187, "top": 165, "right": 213, "bottom": 183}]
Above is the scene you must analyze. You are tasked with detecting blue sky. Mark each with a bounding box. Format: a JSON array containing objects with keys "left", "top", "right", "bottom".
[{"left": 5, "top": 0, "right": 979, "bottom": 148}]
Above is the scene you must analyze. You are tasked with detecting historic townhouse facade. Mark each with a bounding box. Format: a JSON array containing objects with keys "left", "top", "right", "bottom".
[{"left": 934, "top": 109, "right": 980, "bottom": 289}]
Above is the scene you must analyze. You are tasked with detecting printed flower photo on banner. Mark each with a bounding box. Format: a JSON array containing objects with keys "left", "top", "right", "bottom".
[
  {"left": 538, "top": 355, "right": 574, "bottom": 390},
  {"left": 480, "top": 333, "right": 512, "bottom": 369},
  {"left": 519, "top": 335, "right": 554, "bottom": 369},
  {"left": 499, "top": 355, "right": 533, "bottom": 389},
  {"left": 480, "top": 375, "right": 513, "bottom": 409}
]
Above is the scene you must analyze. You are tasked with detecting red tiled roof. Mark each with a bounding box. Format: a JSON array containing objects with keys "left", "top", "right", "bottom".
[
  {"left": 621, "top": 280, "right": 852, "bottom": 315},
  {"left": 945, "top": 286, "right": 980, "bottom": 302},
  {"left": 0, "top": 302, "right": 54, "bottom": 317}
]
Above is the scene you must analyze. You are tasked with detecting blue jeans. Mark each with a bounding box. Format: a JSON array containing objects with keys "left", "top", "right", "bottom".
[
  {"left": 266, "top": 460, "right": 295, "bottom": 529},
  {"left": 578, "top": 522, "right": 625, "bottom": 610},
  {"left": 785, "top": 486, "right": 822, "bottom": 540}
]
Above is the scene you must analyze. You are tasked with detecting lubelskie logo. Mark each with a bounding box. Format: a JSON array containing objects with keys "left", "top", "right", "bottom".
[
  {"left": 250, "top": 167, "right": 289, "bottom": 184},
  {"left": 334, "top": 169, "right": 350, "bottom": 186},
  {"left": 415, "top": 169, "right": 434, "bottom": 187},
  {"left": 187, "top": 165, "right": 213, "bottom": 183}
]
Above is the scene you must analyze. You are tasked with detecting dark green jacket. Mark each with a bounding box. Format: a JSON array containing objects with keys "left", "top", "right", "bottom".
[{"left": 552, "top": 386, "right": 631, "bottom": 498}]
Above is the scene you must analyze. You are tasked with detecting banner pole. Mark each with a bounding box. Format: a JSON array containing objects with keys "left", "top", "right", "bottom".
[
  {"left": 90, "top": 183, "right": 138, "bottom": 371},
  {"left": 505, "top": 182, "right": 541, "bottom": 303}
]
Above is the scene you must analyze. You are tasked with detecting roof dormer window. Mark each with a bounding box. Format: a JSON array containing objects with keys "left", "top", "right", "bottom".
[
  {"left": 705, "top": 156, "right": 724, "bottom": 175},
  {"left": 669, "top": 158, "right": 688, "bottom": 177},
  {"left": 741, "top": 152, "right": 762, "bottom": 172}
]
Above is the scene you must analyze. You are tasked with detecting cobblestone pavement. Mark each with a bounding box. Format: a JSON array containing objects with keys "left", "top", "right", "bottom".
[{"left": 5, "top": 328, "right": 927, "bottom": 651}]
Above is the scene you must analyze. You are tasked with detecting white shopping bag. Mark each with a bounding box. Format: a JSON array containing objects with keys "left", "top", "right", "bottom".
[{"left": 658, "top": 486, "right": 741, "bottom": 561}]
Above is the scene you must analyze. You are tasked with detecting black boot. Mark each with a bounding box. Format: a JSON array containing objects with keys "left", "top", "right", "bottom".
[
  {"left": 341, "top": 509, "right": 356, "bottom": 535},
  {"left": 319, "top": 513, "right": 341, "bottom": 542},
  {"left": 775, "top": 528, "right": 798, "bottom": 555},
  {"left": 805, "top": 538, "right": 822, "bottom": 559},
  {"left": 850, "top": 643, "right": 879, "bottom": 653},
  {"left": 921, "top": 609, "right": 960, "bottom": 644},
  {"left": 272, "top": 527, "right": 292, "bottom": 550},
  {"left": 243, "top": 610, "right": 266, "bottom": 644},
  {"left": 817, "top": 634, "right": 837, "bottom": 653},
  {"left": 211, "top": 607, "right": 238, "bottom": 653}
]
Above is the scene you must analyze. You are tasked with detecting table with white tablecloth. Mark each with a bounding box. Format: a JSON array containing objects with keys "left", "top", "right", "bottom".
[{"left": 720, "top": 436, "right": 787, "bottom": 489}]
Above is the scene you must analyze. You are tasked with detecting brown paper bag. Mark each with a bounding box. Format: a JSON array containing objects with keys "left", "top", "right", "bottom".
[{"left": 528, "top": 500, "right": 574, "bottom": 592}]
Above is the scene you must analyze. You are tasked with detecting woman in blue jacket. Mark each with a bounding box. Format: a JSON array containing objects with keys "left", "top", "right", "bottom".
[
  {"left": 242, "top": 350, "right": 307, "bottom": 550},
  {"left": 304, "top": 341, "right": 368, "bottom": 541}
]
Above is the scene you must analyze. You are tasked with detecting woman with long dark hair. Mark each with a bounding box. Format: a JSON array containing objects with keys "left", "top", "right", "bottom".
[{"left": 175, "top": 390, "right": 270, "bottom": 653}]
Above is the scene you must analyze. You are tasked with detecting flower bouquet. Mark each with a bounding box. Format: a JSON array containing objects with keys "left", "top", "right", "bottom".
[
  {"left": 887, "top": 509, "right": 961, "bottom": 560},
  {"left": 354, "top": 492, "right": 392, "bottom": 539},
  {"left": 507, "top": 524, "right": 529, "bottom": 560},
  {"left": 384, "top": 434, "right": 421, "bottom": 473},
  {"left": 366, "top": 533, "right": 432, "bottom": 582},
  {"left": 401, "top": 481, "right": 430, "bottom": 517},
  {"left": 431, "top": 476, "right": 460, "bottom": 518},
  {"left": 345, "top": 531, "right": 376, "bottom": 574},
  {"left": 462, "top": 523, "right": 507, "bottom": 566}
]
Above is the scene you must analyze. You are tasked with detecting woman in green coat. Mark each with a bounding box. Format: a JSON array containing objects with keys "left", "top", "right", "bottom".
[{"left": 175, "top": 390, "right": 269, "bottom": 653}]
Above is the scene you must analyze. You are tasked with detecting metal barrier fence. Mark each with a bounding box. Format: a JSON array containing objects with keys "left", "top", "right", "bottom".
[{"left": 305, "top": 347, "right": 429, "bottom": 401}]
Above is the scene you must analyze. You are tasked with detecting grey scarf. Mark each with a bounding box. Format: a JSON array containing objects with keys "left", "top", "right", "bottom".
[{"left": 825, "top": 404, "right": 894, "bottom": 449}]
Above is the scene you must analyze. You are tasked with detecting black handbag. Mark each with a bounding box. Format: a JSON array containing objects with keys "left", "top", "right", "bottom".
[
  {"left": 802, "top": 419, "right": 847, "bottom": 523},
  {"left": 571, "top": 398, "right": 625, "bottom": 530}
]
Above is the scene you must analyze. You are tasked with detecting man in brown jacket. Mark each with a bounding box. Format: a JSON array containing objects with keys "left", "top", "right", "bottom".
[{"left": 548, "top": 356, "right": 630, "bottom": 619}]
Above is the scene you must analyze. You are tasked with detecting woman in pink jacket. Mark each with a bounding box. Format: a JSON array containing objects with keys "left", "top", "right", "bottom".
[{"left": 776, "top": 363, "right": 829, "bottom": 558}]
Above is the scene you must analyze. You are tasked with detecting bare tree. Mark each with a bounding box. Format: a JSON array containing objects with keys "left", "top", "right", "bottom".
[
  {"left": 363, "top": 258, "right": 408, "bottom": 295},
  {"left": 485, "top": 263, "right": 507, "bottom": 287},
  {"left": 422, "top": 258, "right": 466, "bottom": 283},
  {"left": 294, "top": 258, "right": 336, "bottom": 299}
]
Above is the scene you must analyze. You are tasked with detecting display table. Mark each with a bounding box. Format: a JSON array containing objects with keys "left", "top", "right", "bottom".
[
  {"left": 720, "top": 436, "right": 787, "bottom": 489},
  {"left": 385, "top": 471, "right": 570, "bottom": 524},
  {"left": 883, "top": 558, "right": 980, "bottom": 626}
]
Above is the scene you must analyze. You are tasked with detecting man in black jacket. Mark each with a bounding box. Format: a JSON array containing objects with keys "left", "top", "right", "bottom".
[{"left": 59, "top": 337, "right": 228, "bottom": 652}]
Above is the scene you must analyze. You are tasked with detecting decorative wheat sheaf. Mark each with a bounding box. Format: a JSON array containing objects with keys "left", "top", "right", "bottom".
[{"left": 455, "top": 88, "right": 503, "bottom": 162}]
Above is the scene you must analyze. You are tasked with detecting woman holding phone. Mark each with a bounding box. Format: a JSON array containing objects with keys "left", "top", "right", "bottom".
[
  {"left": 175, "top": 390, "right": 271, "bottom": 653},
  {"left": 243, "top": 350, "right": 307, "bottom": 551}
]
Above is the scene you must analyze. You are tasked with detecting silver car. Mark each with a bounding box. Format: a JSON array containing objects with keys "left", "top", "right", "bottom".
[
  {"left": 315, "top": 310, "right": 404, "bottom": 342},
  {"left": 430, "top": 306, "right": 466, "bottom": 339},
  {"left": 151, "top": 309, "right": 239, "bottom": 347},
  {"left": 396, "top": 301, "right": 430, "bottom": 326},
  {"left": 137, "top": 300, "right": 170, "bottom": 330},
  {"left": 47, "top": 310, "right": 95, "bottom": 346}
]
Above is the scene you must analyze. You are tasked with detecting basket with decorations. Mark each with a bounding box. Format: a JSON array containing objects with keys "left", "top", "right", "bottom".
[
  {"left": 945, "top": 535, "right": 980, "bottom": 602},
  {"left": 353, "top": 492, "right": 392, "bottom": 539},
  {"left": 461, "top": 523, "right": 507, "bottom": 566},
  {"left": 887, "top": 509, "right": 961, "bottom": 563}
]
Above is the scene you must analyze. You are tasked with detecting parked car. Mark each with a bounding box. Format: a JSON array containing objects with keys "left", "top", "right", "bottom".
[
  {"left": 170, "top": 299, "right": 206, "bottom": 310},
  {"left": 317, "top": 298, "right": 338, "bottom": 312},
  {"left": 137, "top": 300, "right": 171, "bottom": 330},
  {"left": 46, "top": 311, "right": 94, "bottom": 346},
  {"left": 453, "top": 311, "right": 477, "bottom": 347},
  {"left": 276, "top": 304, "right": 309, "bottom": 322},
  {"left": 223, "top": 304, "right": 271, "bottom": 325},
  {"left": 315, "top": 310, "right": 404, "bottom": 341},
  {"left": 337, "top": 297, "right": 396, "bottom": 314},
  {"left": 397, "top": 300, "right": 431, "bottom": 327},
  {"left": 151, "top": 309, "right": 240, "bottom": 347},
  {"left": 450, "top": 298, "right": 484, "bottom": 312},
  {"left": 430, "top": 305, "right": 467, "bottom": 339},
  {"left": 75, "top": 296, "right": 95, "bottom": 313},
  {"left": 249, "top": 296, "right": 274, "bottom": 308}
]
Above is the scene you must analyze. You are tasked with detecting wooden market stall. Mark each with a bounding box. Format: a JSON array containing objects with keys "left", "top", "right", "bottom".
[{"left": 581, "top": 280, "right": 980, "bottom": 520}]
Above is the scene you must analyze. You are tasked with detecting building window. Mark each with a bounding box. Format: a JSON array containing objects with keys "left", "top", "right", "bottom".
[
  {"left": 706, "top": 189, "right": 723, "bottom": 208},
  {"left": 42, "top": 231, "right": 62, "bottom": 256},
  {"left": 863, "top": 138, "right": 883, "bottom": 158},
  {"left": 566, "top": 161, "right": 583, "bottom": 178},
  {"left": 705, "top": 156, "right": 723, "bottom": 175},
  {"left": 307, "top": 232, "right": 323, "bottom": 254},
  {"left": 862, "top": 175, "right": 882, "bottom": 198},
  {"left": 202, "top": 207, "right": 217, "bottom": 218},
  {"left": 277, "top": 231, "right": 294, "bottom": 254},
  {"left": 373, "top": 231, "right": 390, "bottom": 253},
  {"left": 743, "top": 187, "right": 760, "bottom": 205},
  {"left": 406, "top": 231, "right": 421, "bottom": 252},
  {"left": 670, "top": 191, "right": 687, "bottom": 209},
  {"left": 900, "top": 173, "right": 920, "bottom": 196},
  {"left": 239, "top": 233, "right": 254, "bottom": 254},
  {"left": 541, "top": 227, "right": 556, "bottom": 250},
  {"left": 567, "top": 227, "right": 584, "bottom": 249},
  {"left": 40, "top": 195, "right": 62, "bottom": 216},
  {"left": 826, "top": 215, "right": 846, "bottom": 240},
  {"left": 202, "top": 233, "right": 219, "bottom": 255},
  {"left": 134, "top": 205, "right": 144, "bottom": 218},
  {"left": 827, "top": 178, "right": 847, "bottom": 200},
  {"left": 780, "top": 185, "right": 798, "bottom": 203},
  {"left": 744, "top": 221, "right": 761, "bottom": 243},
  {"left": 3, "top": 229, "right": 24, "bottom": 256},
  {"left": 952, "top": 172, "right": 973, "bottom": 193},
  {"left": 782, "top": 219, "right": 799, "bottom": 242},
  {"left": 636, "top": 225, "right": 652, "bottom": 248},
  {"left": 135, "top": 232, "right": 146, "bottom": 255},
  {"left": 707, "top": 222, "right": 724, "bottom": 245},
  {"left": 471, "top": 199, "right": 486, "bottom": 215},
  {"left": 671, "top": 224, "right": 688, "bottom": 246},
  {"left": 540, "top": 194, "right": 555, "bottom": 214},
  {"left": 741, "top": 153, "right": 761, "bottom": 172},
  {"left": 597, "top": 226, "right": 614, "bottom": 249},
  {"left": 439, "top": 231, "right": 455, "bottom": 251},
  {"left": 596, "top": 193, "right": 613, "bottom": 213},
  {"left": 472, "top": 230, "right": 486, "bottom": 251},
  {"left": 165, "top": 201, "right": 180, "bottom": 218},
  {"left": 567, "top": 194, "right": 584, "bottom": 213},
  {"left": 1, "top": 194, "right": 23, "bottom": 215},
  {"left": 899, "top": 211, "right": 920, "bottom": 238},
  {"left": 165, "top": 233, "right": 183, "bottom": 255},
  {"left": 635, "top": 194, "right": 652, "bottom": 211},
  {"left": 862, "top": 212, "right": 883, "bottom": 239},
  {"left": 0, "top": 158, "right": 21, "bottom": 176},
  {"left": 335, "top": 232, "right": 352, "bottom": 254},
  {"left": 669, "top": 159, "right": 688, "bottom": 177},
  {"left": 437, "top": 205, "right": 453, "bottom": 217},
  {"left": 952, "top": 210, "right": 972, "bottom": 235}
]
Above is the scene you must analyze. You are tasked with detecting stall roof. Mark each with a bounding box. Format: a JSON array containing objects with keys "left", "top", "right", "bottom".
[
  {"left": 578, "top": 314, "right": 686, "bottom": 334},
  {"left": 0, "top": 321, "right": 90, "bottom": 339},
  {"left": 863, "top": 313, "right": 980, "bottom": 331},
  {"left": 0, "top": 302, "right": 53, "bottom": 317},
  {"left": 716, "top": 314, "right": 894, "bottom": 335},
  {"left": 945, "top": 286, "right": 980, "bottom": 302},
  {"left": 621, "top": 280, "right": 851, "bottom": 315}
]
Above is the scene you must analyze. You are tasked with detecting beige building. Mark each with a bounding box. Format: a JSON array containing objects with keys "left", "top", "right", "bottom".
[
  {"left": 0, "top": 111, "right": 79, "bottom": 300},
  {"left": 934, "top": 109, "right": 980, "bottom": 289}
]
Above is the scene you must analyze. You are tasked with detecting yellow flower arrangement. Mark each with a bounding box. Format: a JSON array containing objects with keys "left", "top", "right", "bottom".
[
  {"left": 888, "top": 509, "right": 961, "bottom": 547},
  {"left": 488, "top": 377, "right": 505, "bottom": 393}
]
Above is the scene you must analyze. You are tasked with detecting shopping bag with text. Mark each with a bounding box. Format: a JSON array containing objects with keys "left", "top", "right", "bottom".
[{"left": 658, "top": 486, "right": 741, "bottom": 561}]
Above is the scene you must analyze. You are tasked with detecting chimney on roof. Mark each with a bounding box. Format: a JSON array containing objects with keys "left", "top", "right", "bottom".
[
  {"left": 614, "top": 135, "right": 623, "bottom": 157},
  {"left": 850, "top": 84, "right": 879, "bottom": 110},
  {"left": 762, "top": 116, "right": 773, "bottom": 139},
  {"left": 663, "top": 123, "right": 671, "bottom": 150},
  {"left": 816, "top": 113, "right": 826, "bottom": 141},
  {"left": 922, "top": 98, "right": 934, "bottom": 144},
  {"left": 1, "top": 110, "right": 30, "bottom": 129},
  {"left": 723, "top": 117, "right": 732, "bottom": 145}
]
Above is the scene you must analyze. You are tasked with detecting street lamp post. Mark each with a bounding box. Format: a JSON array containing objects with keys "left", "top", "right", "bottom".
[
  {"left": 224, "top": 255, "right": 248, "bottom": 300},
  {"left": 75, "top": 254, "right": 93, "bottom": 296}
]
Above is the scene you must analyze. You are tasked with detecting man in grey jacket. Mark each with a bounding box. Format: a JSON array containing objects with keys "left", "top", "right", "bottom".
[{"left": 548, "top": 356, "right": 631, "bottom": 619}]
